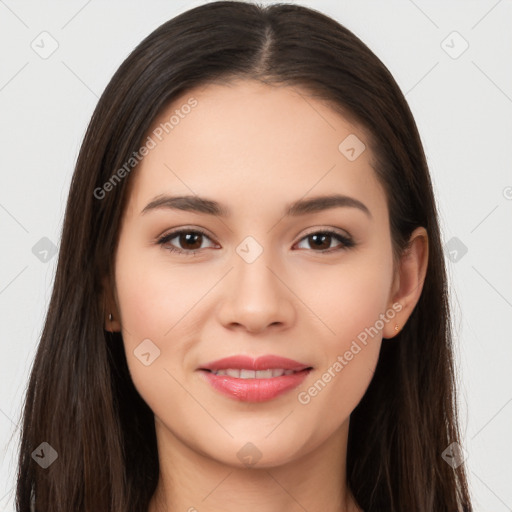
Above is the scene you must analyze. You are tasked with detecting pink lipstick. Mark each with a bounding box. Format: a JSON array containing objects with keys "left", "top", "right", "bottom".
[{"left": 198, "top": 355, "right": 312, "bottom": 402}]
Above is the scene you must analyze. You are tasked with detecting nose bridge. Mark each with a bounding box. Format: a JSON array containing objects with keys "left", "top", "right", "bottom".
[
  {"left": 236, "top": 247, "right": 277, "bottom": 293},
  {"left": 233, "top": 236, "right": 283, "bottom": 303}
]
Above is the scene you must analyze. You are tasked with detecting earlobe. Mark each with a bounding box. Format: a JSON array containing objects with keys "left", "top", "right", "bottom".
[{"left": 384, "top": 227, "right": 429, "bottom": 339}]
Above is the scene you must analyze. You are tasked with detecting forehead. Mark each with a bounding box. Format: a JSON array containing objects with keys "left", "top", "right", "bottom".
[{"left": 125, "top": 79, "right": 387, "bottom": 220}]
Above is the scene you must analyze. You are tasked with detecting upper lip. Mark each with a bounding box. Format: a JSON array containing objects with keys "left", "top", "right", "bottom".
[{"left": 199, "top": 355, "right": 312, "bottom": 372}]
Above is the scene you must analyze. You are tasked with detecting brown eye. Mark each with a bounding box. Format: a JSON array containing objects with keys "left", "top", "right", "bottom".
[
  {"left": 157, "top": 229, "right": 216, "bottom": 255},
  {"left": 296, "top": 230, "right": 354, "bottom": 252}
]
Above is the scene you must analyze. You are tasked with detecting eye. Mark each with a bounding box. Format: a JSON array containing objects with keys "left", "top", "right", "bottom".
[
  {"left": 157, "top": 228, "right": 217, "bottom": 255},
  {"left": 295, "top": 230, "right": 354, "bottom": 252}
]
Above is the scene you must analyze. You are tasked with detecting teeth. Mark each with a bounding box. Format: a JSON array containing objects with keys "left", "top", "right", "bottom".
[{"left": 210, "top": 369, "right": 296, "bottom": 378}]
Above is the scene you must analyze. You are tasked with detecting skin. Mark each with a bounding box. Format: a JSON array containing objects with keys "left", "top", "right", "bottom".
[{"left": 103, "top": 79, "right": 428, "bottom": 512}]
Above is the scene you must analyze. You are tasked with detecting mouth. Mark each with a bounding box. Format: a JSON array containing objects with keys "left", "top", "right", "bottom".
[{"left": 197, "top": 355, "right": 313, "bottom": 402}]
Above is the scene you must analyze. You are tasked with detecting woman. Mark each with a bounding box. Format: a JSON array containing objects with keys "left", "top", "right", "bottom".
[{"left": 16, "top": 1, "right": 473, "bottom": 511}]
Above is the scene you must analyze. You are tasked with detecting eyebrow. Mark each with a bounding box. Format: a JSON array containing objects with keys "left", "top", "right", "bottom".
[{"left": 141, "top": 193, "right": 371, "bottom": 219}]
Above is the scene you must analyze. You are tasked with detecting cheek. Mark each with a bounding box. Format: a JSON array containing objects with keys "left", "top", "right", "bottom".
[
  {"left": 114, "top": 243, "right": 207, "bottom": 343},
  {"left": 293, "top": 251, "right": 392, "bottom": 412},
  {"left": 302, "top": 251, "right": 393, "bottom": 348},
  {"left": 113, "top": 251, "right": 201, "bottom": 421},
  {"left": 295, "top": 292, "right": 385, "bottom": 426}
]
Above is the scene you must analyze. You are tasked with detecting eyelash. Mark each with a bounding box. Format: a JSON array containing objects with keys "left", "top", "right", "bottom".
[{"left": 156, "top": 228, "right": 355, "bottom": 256}]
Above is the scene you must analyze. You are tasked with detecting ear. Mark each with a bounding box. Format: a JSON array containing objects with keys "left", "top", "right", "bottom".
[
  {"left": 383, "top": 226, "right": 429, "bottom": 339},
  {"left": 101, "top": 275, "right": 122, "bottom": 332}
]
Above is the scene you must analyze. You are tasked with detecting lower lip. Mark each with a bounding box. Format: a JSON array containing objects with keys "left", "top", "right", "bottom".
[{"left": 199, "top": 369, "right": 311, "bottom": 402}]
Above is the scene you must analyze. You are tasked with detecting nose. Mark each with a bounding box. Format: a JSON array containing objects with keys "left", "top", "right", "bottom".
[{"left": 216, "top": 249, "right": 296, "bottom": 334}]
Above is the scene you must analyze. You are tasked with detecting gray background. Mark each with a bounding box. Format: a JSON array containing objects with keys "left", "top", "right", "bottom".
[{"left": 1, "top": 0, "right": 511, "bottom": 510}]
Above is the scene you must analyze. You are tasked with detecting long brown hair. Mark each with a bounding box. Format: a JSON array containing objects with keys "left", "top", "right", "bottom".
[{"left": 15, "top": 2, "right": 472, "bottom": 511}]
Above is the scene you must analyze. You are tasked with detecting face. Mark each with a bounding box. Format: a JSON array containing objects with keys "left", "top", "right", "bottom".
[{"left": 111, "top": 79, "right": 400, "bottom": 468}]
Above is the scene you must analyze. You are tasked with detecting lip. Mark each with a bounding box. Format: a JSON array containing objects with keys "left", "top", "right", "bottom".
[
  {"left": 198, "top": 355, "right": 313, "bottom": 402},
  {"left": 199, "top": 355, "right": 311, "bottom": 372}
]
